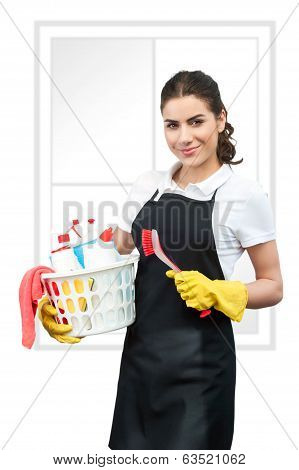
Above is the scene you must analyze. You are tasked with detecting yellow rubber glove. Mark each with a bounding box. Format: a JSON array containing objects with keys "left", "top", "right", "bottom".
[
  {"left": 166, "top": 270, "right": 248, "bottom": 322},
  {"left": 37, "top": 296, "right": 83, "bottom": 343}
]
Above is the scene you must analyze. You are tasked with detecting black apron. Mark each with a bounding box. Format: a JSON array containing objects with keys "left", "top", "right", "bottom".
[{"left": 108, "top": 187, "right": 236, "bottom": 450}]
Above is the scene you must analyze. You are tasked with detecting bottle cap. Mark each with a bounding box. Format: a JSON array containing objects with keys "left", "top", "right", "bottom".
[
  {"left": 58, "top": 233, "right": 70, "bottom": 243},
  {"left": 99, "top": 227, "right": 113, "bottom": 242}
]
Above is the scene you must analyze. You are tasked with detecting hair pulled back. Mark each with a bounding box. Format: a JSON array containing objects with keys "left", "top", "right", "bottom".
[{"left": 160, "top": 70, "right": 243, "bottom": 165}]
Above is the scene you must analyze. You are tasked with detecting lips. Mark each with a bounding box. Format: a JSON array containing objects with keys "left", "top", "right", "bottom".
[{"left": 180, "top": 145, "right": 200, "bottom": 156}]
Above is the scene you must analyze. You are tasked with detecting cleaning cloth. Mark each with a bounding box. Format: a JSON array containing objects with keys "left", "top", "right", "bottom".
[{"left": 19, "top": 265, "right": 55, "bottom": 349}]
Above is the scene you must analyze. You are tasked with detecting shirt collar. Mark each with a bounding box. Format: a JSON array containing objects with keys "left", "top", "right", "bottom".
[{"left": 158, "top": 161, "right": 234, "bottom": 197}]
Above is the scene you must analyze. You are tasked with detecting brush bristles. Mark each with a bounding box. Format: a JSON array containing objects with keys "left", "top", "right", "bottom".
[{"left": 142, "top": 229, "right": 155, "bottom": 256}]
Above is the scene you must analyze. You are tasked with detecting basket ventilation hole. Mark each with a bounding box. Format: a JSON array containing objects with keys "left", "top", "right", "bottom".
[
  {"left": 78, "top": 297, "right": 88, "bottom": 312},
  {"left": 91, "top": 295, "right": 100, "bottom": 310},
  {"left": 62, "top": 281, "right": 71, "bottom": 295},
  {"left": 126, "top": 286, "right": 132, "bottom": 302},
  {"left": 127, "top": 303, "right": 133, "bottom": 321},
  {"left": 88, "top": 277, "right": 97, "bottom": 292},
  {"left": 57, "top": 299, "right": 65, "bottom": 314},
  {"left": 74, "top": 278, "right": 84, "bottom": 294},
  {"left": 102, "top": 274, "right": 110, "bottom": 289},
  {"left": 95, "top": 312, "right": 104, "bottom": 327},
  {"left": 116, "top": 273, "right": 122, "bottom": 287},
  {"left": 45, "top": 281, "right": 51, "bottom": 296},
  {"left": 52, "top": 282, "right": 59, "bottom": 296},
  {"left": 82, "top": 315, "right": 92, "bottom": 330},
  {"left": 66, "top": 298, "right": 75, "bottom": 314},
  {"left": 106, "top": 309, "right": 116, "bottom": 325},
  {"left": 118, "top": 307, "right": 125, "bottom": 322},
  {"left": 71, "top": 316, "right": 79, "bottom": 331},
  {"left": 116, "top": 289, "right": 123, "bottom": 304},
  {"left": 102, "top": 292, "right": 113, "bottom": 310},
  {"left": 125, "top": 269, "right": 131, "bottom": 284}
]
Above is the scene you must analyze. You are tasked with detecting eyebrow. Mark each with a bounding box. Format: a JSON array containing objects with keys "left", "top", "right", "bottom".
[{"left": 164, "top": 113, "right": 206, "bottom": 123}]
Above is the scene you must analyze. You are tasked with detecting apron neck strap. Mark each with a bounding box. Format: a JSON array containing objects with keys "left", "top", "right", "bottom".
[
  {"left": 150, "top": 188, "right": 159, "bottom": 201},
  {"left": 211, "top": 187, "right": 218, "bottom": 201},
  {"left": 150, "top": 187, "right": 219, "bottom": 202}
]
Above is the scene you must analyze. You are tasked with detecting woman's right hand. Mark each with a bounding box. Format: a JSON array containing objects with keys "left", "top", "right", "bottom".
[
  {"left": 37, "top": 296, "right": 83, "bottom": 344},
  {"left": 113, "top": 226, "right": 136, "bottom": 255}
]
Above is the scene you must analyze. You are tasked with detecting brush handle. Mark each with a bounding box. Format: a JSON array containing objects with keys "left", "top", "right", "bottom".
[
  {"left": 151, "top": 230, "right": 180, "bottom": 271},
  {"left": 151, "top": 230, "right": 212, "bottom": 319}
]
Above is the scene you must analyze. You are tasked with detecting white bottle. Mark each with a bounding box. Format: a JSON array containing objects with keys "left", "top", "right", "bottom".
[
  {"left": 71, "top": 219, "right": 97, "bottom": 269},
  {"left": 83, "top": 226, "right": 121, "bottom": 269},
  {"left": 50, "top": 233, "right": 82, "bottom": 272}
]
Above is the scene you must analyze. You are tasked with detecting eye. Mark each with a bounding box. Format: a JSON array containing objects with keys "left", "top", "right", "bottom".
[{"left": 166, "top": 120, "right": 204, "bottom": 129}]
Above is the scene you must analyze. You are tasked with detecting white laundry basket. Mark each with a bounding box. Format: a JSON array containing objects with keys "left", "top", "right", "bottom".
[{"left": 41, "top": 254, "right": 140, "bottom": 338}]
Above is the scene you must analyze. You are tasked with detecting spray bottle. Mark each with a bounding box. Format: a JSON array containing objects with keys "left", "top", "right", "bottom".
[{"left": 50, "top": 233, "right": 82, "bottom": 272}]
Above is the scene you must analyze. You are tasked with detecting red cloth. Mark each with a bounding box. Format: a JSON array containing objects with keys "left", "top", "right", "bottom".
[{"left": 19, "top": 265, "right": 55, "bottom": 349}]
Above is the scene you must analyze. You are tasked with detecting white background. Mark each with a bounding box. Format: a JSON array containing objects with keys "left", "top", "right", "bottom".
[{"left": 0, "top": 1, "right": 298, "bottom": 469}]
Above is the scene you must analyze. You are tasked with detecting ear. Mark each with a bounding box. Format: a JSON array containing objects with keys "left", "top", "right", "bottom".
[{"left": 217, "top": 108, "right": 226, "bottom": 133}]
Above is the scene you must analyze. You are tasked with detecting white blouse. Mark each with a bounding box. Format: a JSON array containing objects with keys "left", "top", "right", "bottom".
[{"left": 117, "top": 161, "right": 276, "bottom": 280}]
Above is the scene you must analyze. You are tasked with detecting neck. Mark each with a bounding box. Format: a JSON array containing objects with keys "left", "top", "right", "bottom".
[{"left": 174, "top": 157, "right": 222, "bottom": 189}]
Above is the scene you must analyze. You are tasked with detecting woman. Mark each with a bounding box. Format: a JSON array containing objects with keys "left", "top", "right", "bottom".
[{"left": 38, "top": 70, "right": 283, "bottom": 450}]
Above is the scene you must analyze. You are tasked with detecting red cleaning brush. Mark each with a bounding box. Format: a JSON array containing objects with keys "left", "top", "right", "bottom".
[{"left": 142, "top": 228, "right": 212, "bottom": 318}]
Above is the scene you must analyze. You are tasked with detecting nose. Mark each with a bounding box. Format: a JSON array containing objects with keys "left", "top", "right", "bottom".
[{"left": 177, "top": 124, "right": 194, "bottom": 146}]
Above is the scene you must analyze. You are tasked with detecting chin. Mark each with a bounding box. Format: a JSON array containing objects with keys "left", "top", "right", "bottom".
[{"left": 179, "top": 157, "right": 203, "bottom": 166}]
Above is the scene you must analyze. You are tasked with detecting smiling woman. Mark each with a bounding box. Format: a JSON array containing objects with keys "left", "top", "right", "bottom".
[
  {"left": 164, "top": 103, "right": 224, "bottom": 166},
  {"left": 161, "top": 71, "right": 243, "bottom": 178},
  {"left": 108, "top": 70, "right": 283, "bottom": 451}
]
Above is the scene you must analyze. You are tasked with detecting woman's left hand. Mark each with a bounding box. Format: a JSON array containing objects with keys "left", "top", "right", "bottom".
[{"left": 165, "top": 270, "right": 248, "bottom": 322}]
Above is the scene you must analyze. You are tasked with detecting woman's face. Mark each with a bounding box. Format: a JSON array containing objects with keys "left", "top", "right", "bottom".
[{"left": 162, "top": 95, "right": 226, "bottom": 169}]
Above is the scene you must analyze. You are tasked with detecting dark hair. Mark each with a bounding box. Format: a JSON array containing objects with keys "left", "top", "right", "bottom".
[{"left": 160, "top": 70, "right": 243, "bottom": 165}]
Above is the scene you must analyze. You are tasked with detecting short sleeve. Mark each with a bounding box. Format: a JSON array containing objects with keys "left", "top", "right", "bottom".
[
  {"left": 117, "top": 171, "right": 161, "bottom": 233},
  {"left": 234, "top": 188, "right": 276, "bottom": 248},
  {"left": 116, "top": 179, "right": 141, "bottom": 233}
]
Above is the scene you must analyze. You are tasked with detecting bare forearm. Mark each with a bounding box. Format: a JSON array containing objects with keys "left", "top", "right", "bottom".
[{"left": 245, "top": 279, "right": 283, "bottom": 309}]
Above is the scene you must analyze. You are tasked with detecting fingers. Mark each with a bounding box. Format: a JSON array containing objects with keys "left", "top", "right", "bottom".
[
  {"left": 180, "top": 292, "right": 189, "bottom": 301},
  {"left": 43, "top": 318, "right": 82, "bottom": 343},
  {"left": 166, "top": 270, "right": 196, "bottom": 284},
  {"left": 186, "top": 299, "right": 198, "bottom": 309},
  {"left": 166, "top": 270, "right": 192, "bottom": 281},
  {"left": 38, "top": 297, "right": 58, "bottom": 319},
  {"left": 166, "top": 271, "right": 194, "bottom": 299},
  {"left": 49, "top": 322, "right": 73, "bottom": 336},
  {"left": 166, "top": 270, "right": 185, "bottom": 284},
  {"left": 42, "top": 304, "right": 58, "bottom": 317},
  {"left": 51, "top": 323, "right": 74, "bottom": 335},
  {"left": 38, "top": 296, "right": 82, "bottom": 343},
  {"left": 165, "top": 270, "right": 176, "bottom": 278},
  {"left": 176, "top": 284, "right": 188, "bottom": 294},
  {"left": 51, "top": 333, "right": 81, "bottom": 344},
  {"left": 37, "top": 296, "right": 52, "bottom": 315},
  {"left": 42, "top": 314, "right": 73, "bottom": 335}
]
